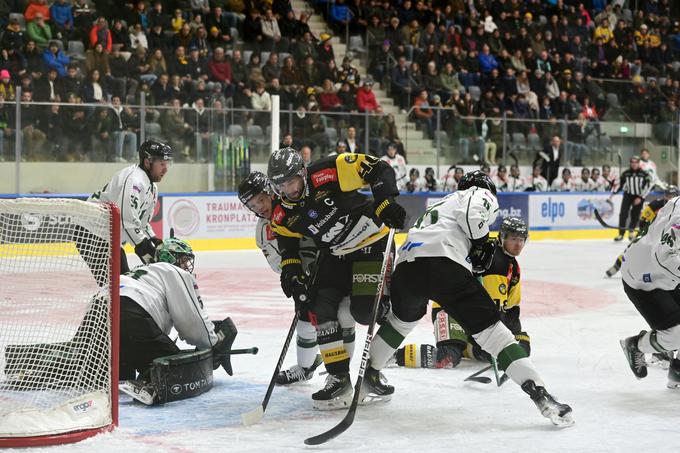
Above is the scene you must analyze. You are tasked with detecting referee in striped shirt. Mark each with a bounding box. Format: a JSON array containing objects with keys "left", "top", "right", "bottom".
[{"left": 615, "top": 155, "right": 651, "bottom": 241}]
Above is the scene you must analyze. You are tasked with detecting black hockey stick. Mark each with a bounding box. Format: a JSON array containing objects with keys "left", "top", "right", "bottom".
[
  {"left": 240, "top": 312, "right": 299, "bottom": 426},
  {"left": 304, "top": 229, "right": 396, "bottom": 446},
  {"left": 241, "top": 250, "right": 325, "bottom": 425},
  {"left": 593, "top": 209, "right": 621, "bottom": 230},
  {"left": 231, "top": 347, "right": 259, "bottom": 355},
  {"left": 464, "top": 365, "right": 492, "bottom": 384}
]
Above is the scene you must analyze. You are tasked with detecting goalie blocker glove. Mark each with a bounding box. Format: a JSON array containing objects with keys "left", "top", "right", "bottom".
[
  {"left": 135, "top": 237, "right": 162, "bottom": 264},
  {"left": 374, "top": 197, "right": 406, "bottom": 229},
  {"left": 469, "top": 235, "right": 496, "bottom": 273}
]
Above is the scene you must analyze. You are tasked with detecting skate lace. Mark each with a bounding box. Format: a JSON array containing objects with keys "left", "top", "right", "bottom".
[
  {"left": 633, "top": 351, "right": 646, "bottom": 370},
  {"left": 284, "top": 365, "right": 307, "bottom": 381},
  {"left": 323, "top": 373, "right": 342, "bottom": 390}
]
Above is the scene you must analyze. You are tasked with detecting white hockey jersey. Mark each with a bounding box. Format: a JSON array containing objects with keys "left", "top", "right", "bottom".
[
  {"left": 550, "top": 177, "right": 574, "bottom": 192},
  {"left": 380, "top": 154, "right": 408, "bottom": 191},
  {"left": 396, "top": 187, "right": 499, "bottom": 272},
  {"left": 89, "top": 165, "right": 157, "bottom": 246},
  {"left": 507, "top": 176, "right": 525, "bottom": 192},
  {"left": 622, "top": 198, "right": 680, "bottom": 291},
  {"left": 255, "top": 217, "right": 317, "bottom": 273},
  {"left": 573, "top": 177, "right": 598, "bottom": 192},
  {"left": 120, "top": 262, "right": 218, "bottom": 349},
  {"left": 525, "top": 175, "right": 548, "bottom": 192}
]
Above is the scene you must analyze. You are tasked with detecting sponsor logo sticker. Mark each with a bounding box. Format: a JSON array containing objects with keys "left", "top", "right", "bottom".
[{"left": 311, "top": 168, "right": 338, "bottom": 188}]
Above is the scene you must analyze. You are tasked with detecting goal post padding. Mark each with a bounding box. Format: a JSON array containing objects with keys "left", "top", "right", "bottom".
[{"left": 0, "top": 198, "right": 120, "bottom": 447}]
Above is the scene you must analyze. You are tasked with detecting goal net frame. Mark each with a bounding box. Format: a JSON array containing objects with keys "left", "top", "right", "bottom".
[{"left": 0, "top": 198, "right": 120, "bottom": 447}]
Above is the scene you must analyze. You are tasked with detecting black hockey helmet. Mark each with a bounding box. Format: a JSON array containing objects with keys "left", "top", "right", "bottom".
[
  {"left": 458, "top": 170, "right": 497, "bottom": 195},
  {"left": 238, "top": 171, "right": 271, "bottom": 206},
  {"left": 500, "top": 216, "right": 528, "bottom": 241},
  {"left": 139, "top": 138, "right": 173, "bottom": 162},
  {"left": 267, "top": 147, "right": 307, "bottom": 202}
]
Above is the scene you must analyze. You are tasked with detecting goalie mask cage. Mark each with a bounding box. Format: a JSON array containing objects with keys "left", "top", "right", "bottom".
[{"left": 0, "top": 198, "right": 120, "bottom": 447}]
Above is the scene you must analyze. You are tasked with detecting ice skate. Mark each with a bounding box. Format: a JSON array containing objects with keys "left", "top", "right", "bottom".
[
  {"left": 648, "top": 351, "right": 673, "bottom": 369},
  {"left": 521, "top": 380, "right": 574, "bottom": 427},
  {"left": 119, "top": 379, "right": 158, "bottom": 405},
  {"left": 620, "top": 332, "right": 648, "bottom": 379},
  {"left": 360, "top": 366, "right": 394, "bottom": 405},
  {"left": 311, "top": 372, "right": 352, "bottom": 410},
  {"left": 614, "top": 235, "right": 624, "bottom": 242},
  {"left": 275, "top": 354, "right": 322, "bottom": 385},
  {"left": 667, "top": 358, "right": 680, "bottom": 389}
]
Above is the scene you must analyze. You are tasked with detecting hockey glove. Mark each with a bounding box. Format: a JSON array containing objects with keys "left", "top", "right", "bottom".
[
  {"left": 515, "top": 331, "right": 531, "bottom": 356},
  {"left": 280, "top": 259, "right": 309, "bottom": 304},
  {"left": 435, "top": 342, "right": 463, "bottom": 369},
  {"left": 135, "top": 237, "right": 160, "bottom": 265},
  {"left": 212, "top": 317, "right": 237, "bottom": 375},
  {"left": 374, "top": 198, "right": 406, "bottom": 229},
  {"left": 469, "top": 235, "right": 496, "bottom": 273}
]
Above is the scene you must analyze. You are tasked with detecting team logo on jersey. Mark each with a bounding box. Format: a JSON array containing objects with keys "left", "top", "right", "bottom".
[
  {"left": 311, "top": 168, "right": 338, "bottom": 187},
  {"left": 344, "top": 154, "right": 358, "bottom": 163},
  {"left": 287, "top": 214, "right": 300, "bottom": 226},
  {"left": 499, "top": 283, "right": 507, "bottom": 295},
  {"left": 308, "top": 225, "right": 319, "bottom": 234},
  {"left": 307, "top": 210, "right": 319, "bottom": 219},
  {"left": 643, "top": 273, "right": 652, "bottom": 283},
  {"left": 272, "top": 205, "right": 285, "bottom": 224},
  {"left": 265, "top": 224, "right": 275, "bottom": 241},
  {"left": 315, "top": 190, "right": 330, "bottom": 201}
]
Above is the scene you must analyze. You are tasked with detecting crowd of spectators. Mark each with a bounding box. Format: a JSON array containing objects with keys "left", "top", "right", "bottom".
[{"left": 0, "top": 0, "right": 678, "bottom": 166}]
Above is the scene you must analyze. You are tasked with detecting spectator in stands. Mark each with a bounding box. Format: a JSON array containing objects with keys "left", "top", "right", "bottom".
[
  {"left": 300, "top": 145, "right": 313, "bottom": 166},
  {"left": 169, "top": 45, "right": 192, "bottom": 82},
  {"left": 441, "top": 166, "right": 464, "bottom": 192},
  {"left": 171, "top": 8, "right": 185, "bottom": 33},
  {"left": 574, "top": 167, "right": 597, "bottom": 191},
  {"left": 27, "top": 12, "right": 52, "bottom": 50},
  {"left": 43, "top": 40, "right": 69, "bottom": 78},
  {"left": 89, "top": 17, "right": 112, "bottom": 52},
  {"left": 480, "top": 118, "right": 498, "bottom": 165},
  {"left": 187, "top": 45, "right": 209, "bottom": 82},
  {"left": 109, "top": 19, "right": 130, "bottom": 50},
  {"left": 149, "top": 48, "right": 168, "bottom": 77},
  {"left": 479, "top": 44, "right": 499, "bottom": 74},
  {"left": 2, "top": 19, "right": 24, "bottom": 53},
  {"left": 72, "top": 0, "right": 95, "bottom": 43},
  {"left": 129, "top": 23, "right": 148, "bottom": 51},
  {"left": 262, "top": 52, "right": 281, "bottom": 83},
  {"left": 524, "top": 164, "right": 549, "bottom": 192},
  {"left": 318, "top": 77, "right": 343, "bottom": 112},
  {"left": 338, "top": 56, "right": 360, "bottom": 89},
  {"left": 507, "top": 165, "right": 525, "bottom": 192},
  {"left": 337, "top": 80, "right": 358, "bottom": 113},
  {"left": 567, "top": 113, "right": 591, "bottom": 167},
  {"left": 535, "top": 135, "right": 563, "bottom": 185},
  {"left": 379, "top": 113, "right": 405, "bottom": 159},
  {"left": 147, "top": 23, "right": 169, "bottom": 54},
  {"left": 405, "top": 168, "right": 425, "bottom": 192},
  {"left": 61, "top": 62, "right": 80, "bottom": 97},
  {"left": 128, "top": 46, "right": 156, "bottom": 86},
  {"left": 242, "top": 9, "right": 264, "bottom": 49},
  {"left": 161, "top": 97, "right": 193, "bottom": 161},
  {"left": 246, "top": 82, "right": 271, "bottom": 129},
  {"left": 109, "top": 95, "right": 138, "bottom": 162},
  {"left": 0, "top": 70, "right": 14, "bottom": 101},
  {"left": 208, "top": 47, "right": 232, "bottom": 96},
  {"left": 18, "top": 90, "right": 46, "bottom": 160},
  {"left": 423, "top": 167, "right": 438, "bottom": 192},
  {"left": 316, "top": 33, "right": 335, "bottom": 65},
  {"left": 90, "top": 106, "right": 114, "bottom": 160},
  {"left": 591, "top": 167, "right": 608, "bottom": 192},
  {"left": 34, "top": 67, "right": 62, "bottom": 102},
  {"left": 356, "top": 77, "right": 382, "bottom": 114},
  {"left": 340, "top": 126, "right": 361, "bottom": 154},
  {"left": 24, "top": 0, "right": 50, "bottom": 22},
  {"left": 493, "top": 165, "right": 509, "bottom": 192},
  {"left": 551, "top": 168, "right": 574, "bottom": 192},
  {"left": 413, "top": 89, "right": 434, "bottom": 139},
  {"left": 329, "top": 0, "right": 353, "bottom": 35},
  {"left": 50, "top": 0, "right": 74, "bottom": 41},
  {"left": 151, "top": 73, "right": 173, "bottom": 105},
  {"left": 381, "top": 142, "right": 407, "bottom": 191},
  {"left": 173, "top": 23, "right": 195, "bottom": 53},
  {"left": 149, "top": 1, "right": 171, "bottom": 31},
  {"left": 185, "top": 97, "right": 210, "bottom": 161},
  {"left": 261, "top": 8, "right": 288, "bottom": 52},
  {"left": 391, "top": 56, "right": 412, "bottom": 112}
]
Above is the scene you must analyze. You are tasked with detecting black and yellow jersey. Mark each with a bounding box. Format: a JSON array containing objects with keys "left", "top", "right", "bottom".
[
  {"left": 271, "top": 153, "right": 398, "bottom": 259},
  {"left": 638, "top": 198, "right": 666, "bottom": 232},
  {"left": 481, "top": 246, "right": 522, "bottom": 335}
]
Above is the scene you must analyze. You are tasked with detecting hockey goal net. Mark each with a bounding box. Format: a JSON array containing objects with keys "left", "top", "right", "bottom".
[{"left": 0, "top": 198, "right": 120, "bottom": 447}]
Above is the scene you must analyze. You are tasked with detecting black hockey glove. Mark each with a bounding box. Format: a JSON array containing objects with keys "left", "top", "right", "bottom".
[
  {"left": 515, "top": 331, "right": 531, "bottom": 356},
  {"left": 212, "top": 317, "right": 237, "bottom": 375},
  {"left": 374, "top": 197, "right": 406, "bottom": 229},
  {"left": 150, "top": 236, "right": 163, "bottom": 248},
  {"left": 469, "top": 235, "right": 496, "bottom": 274},
  {"left": 435, "top": 342, "right": 463, "bottom": 369},
  {"left": 135, "top": 237, "right": 160, "bottom": 265},
  {"left": 280, "top": 259, "right": 309, "bottom": 304}
]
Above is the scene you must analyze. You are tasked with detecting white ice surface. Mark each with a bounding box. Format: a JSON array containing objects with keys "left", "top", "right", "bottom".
[{"left": 9, "top": 240, "right": 680, "bottom": 452}]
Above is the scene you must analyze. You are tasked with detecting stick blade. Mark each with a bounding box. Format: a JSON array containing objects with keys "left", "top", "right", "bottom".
[
  {"left": 304, "top": 418, "right": 353, "bottom": 445},
  {"left": 241, "top": 405, "right": 264, "bottom": 426},
  {"left": 465, "top": 376, "right": 492, "bottom": 384}
]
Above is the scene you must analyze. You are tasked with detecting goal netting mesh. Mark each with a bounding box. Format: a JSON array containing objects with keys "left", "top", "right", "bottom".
[{"left": 0, "top": 198, "right": 118, "bottom": 443}]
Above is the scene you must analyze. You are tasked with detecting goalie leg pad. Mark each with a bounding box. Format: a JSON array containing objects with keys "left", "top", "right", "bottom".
[{"left": 148, "top": 349, "right": 214, "bottom": 405}]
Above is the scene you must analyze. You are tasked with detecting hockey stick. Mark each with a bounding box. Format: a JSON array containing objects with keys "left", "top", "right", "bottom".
[
  {"left": 231, "top": 347, "right": 259, "bottom": 355},
  {"left": 241, "top": 250, "right": 325, "bottom": 425},
  {"left": 240, "top": 312, "right": 299, "bottom": 426},
  {"left": 304, "top": 229, "right": 396, "bottom": 446},
  {"left": 491, "top": 358, "right": 510, "bottom": 386},
  {"left": 464, "top": 365, "right": 492, "bottom": 384},
  {"left": 593, "top": 209, "right": 624, "bottom": 230}
]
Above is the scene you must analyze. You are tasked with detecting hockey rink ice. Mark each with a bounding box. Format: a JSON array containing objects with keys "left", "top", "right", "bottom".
[{"left": 14, "top": 239, "right": 680, "bottom": 452}]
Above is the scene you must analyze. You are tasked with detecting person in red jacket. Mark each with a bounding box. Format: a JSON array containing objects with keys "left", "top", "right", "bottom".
[
  {"left": 89, "top": 17, "right": 112, "bottom": 52},
  {"left": 356, "top": 78, "right": 382, "bottom": 113},
  {"left": 25, "top": 0, "right": 50, "bottom": 22},
  {"left": 207, "top": 46, "right": 233, "bottom": 97}
]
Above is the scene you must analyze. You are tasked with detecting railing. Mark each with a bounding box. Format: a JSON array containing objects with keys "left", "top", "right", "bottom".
[{"left": 1, "top": 91, "right": 678, "bottom": 192}]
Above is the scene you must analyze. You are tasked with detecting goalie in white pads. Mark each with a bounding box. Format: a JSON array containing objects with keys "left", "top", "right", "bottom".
[
  {"left": 118, "top": 237, "right": 240, "bottom": 405},
  {"left": 619, "top": 196, "right": 680, "bottom": 388},
  {"left": 367, "top": 170, "right": 574, "bottom": 426}
]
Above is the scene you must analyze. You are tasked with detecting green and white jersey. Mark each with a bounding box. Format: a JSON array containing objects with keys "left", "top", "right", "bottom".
[
  {"left": 89, "top": 164, "right": 157, "bottom": 247},
  {"left": 256, "top": 217, "right": 317, "bottom": 274},
  {"left": 396, "top": 187, "right": 499, "bottom": 272},
  {"left": 622, "top": 196, "right": 680, "bottom": 291},
  {"left": 120, "top": 262, "right": 218, "bottom": 349}
]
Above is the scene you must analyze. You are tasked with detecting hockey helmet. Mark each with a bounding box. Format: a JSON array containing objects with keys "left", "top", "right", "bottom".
[
  {"left": 267, "top": 147, "right": 307, "bottom": 202},
  {"left": 156, "top": 237, "right": 195, "bottom": 273},
  {"left": 500, "top": 216, "right": 528, "bottom": 241},
  {"left": 664, "top": 185, "right": 678, "bottom": 199},
  {"left": 238, "top": 171, "right": 271, "bottom": 205},
  {"left": 457, "top": 170, "right": 497, "bottom": 195},
  {"left": 139, "top": 138, "right": 173, "bottom": 162}
]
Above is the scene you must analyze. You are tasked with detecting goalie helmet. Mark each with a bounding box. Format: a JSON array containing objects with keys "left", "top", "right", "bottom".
[
  {"left": 156, "top": 237, "right": 195, "bottom": 273},
  {"left": 267, "top": 147, "right": 307, "bottom": 202},
  {"left": 500, "top": 216, "right": 528, "bottom": 241},
  {"left": 457, "top": 170, "right": 497, "bottom": 195},
  {"left": 139, "top": 138, "right": 173, "bottom": 162}
]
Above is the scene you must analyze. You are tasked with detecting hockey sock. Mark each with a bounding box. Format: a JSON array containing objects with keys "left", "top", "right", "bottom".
[
  {"left": 342, "top": 327, "right": 355, "bottom": 360},
  {"left": 638, "top": 328, "right": 680, "bottom": 353},
  {"left": 316, "top": 321, "right": 350, "bottom": 374},
  {"left": 369, "top": 311, "right": 419, "bottom": 370},
  {"left": 395, "top": 344, "right": 436, "bottom": 368},
  {"left": 296, "top": 320, "right": 319, "bottom": 369},
  {"left": 338, "top": 298, "right": 355, "bottom": 360}
]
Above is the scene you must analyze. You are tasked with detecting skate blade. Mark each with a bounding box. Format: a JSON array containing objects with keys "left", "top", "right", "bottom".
[
  {"left": 543, "top": 408, "right": 575, "bottom": 428},
  {"left": 312, "top": 393, "right": 352, "bottom": 411},
  {"left": 119, "top": 381, "right": 155, "bottom": 405},
  {"left": 358, "top": 393, "right": 392, "bottom": 406},
  {"left": 666, "top": 382, "right": 680, "bottom": 389}
]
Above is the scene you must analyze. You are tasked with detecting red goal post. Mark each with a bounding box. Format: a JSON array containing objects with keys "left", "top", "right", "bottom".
[{"left": 0, "top": 198, "right": 120, "bottom": 447}]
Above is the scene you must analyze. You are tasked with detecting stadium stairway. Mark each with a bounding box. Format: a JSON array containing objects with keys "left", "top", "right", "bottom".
[{"left": 290, "top": 0, "right": 439, "bottom": 164}]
